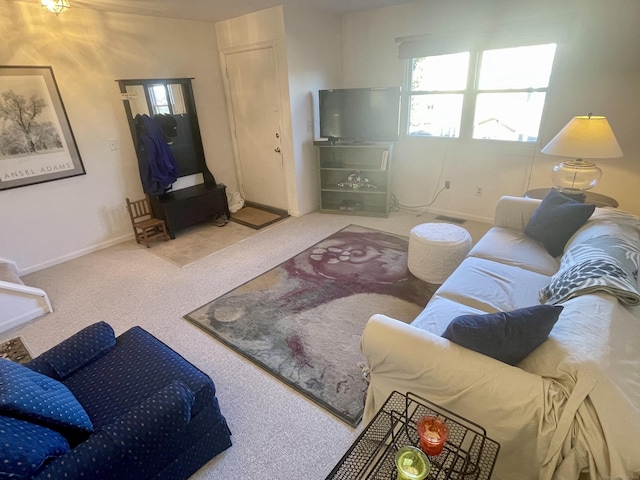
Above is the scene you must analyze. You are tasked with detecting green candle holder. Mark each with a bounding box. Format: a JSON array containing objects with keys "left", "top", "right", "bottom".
[{"left": 394, "top": 445, "right": 430, "bottom": 480}]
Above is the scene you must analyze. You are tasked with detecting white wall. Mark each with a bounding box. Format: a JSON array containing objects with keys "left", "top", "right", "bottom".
[
  {"left": 0, "top": 2, "right": 237, "bottom": 273},
  {"left": 283, "top": 6, "right": 343, "bottom": 215},
  {"left": 342, "top": 0, "right": 640, "bottom": 220}
]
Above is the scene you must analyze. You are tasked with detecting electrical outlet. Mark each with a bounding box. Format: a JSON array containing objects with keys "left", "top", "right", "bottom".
[
  {"left": 444, "top": 180, "right": 451, "bottom": 189},
  {"left": 107, "top": 138, "right": 118, "bottom": 151},
  {"left": 475, "top": 187, "right": 482, "bottom": 196}
]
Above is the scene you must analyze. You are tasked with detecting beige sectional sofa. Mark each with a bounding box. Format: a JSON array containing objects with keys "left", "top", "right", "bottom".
[{"left": 361, "top": 195, "right": 640, "bottom": 480}]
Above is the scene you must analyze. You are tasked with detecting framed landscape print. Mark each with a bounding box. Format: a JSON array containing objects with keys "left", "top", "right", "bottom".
[{"left": 0, "top": 65, "right": 85, "bottom": 191}]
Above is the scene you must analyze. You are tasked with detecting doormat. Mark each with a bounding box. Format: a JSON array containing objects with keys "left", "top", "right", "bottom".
[
  {"left": 231, "top": 204, "right": 289, "bottom": 230},
  {"left": 0, "top": 337, "right": 33, "bottom": 364},
  {"left": 184, "top": 225, "right": 436, "bottom": 426}
]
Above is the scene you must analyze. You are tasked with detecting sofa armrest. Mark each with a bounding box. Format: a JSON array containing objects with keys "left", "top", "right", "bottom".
[
  {"left": 26, "top": 322, "right": 116, "bottom": 379},
  {"left": 33, "top": 380, "right": 195, "bottom": 480},
  {"left": 361, "top": 314, "right": 547, "bottom": 480},
  {"left": 493, "top": 195, "right": 541, "bottom": 231}
]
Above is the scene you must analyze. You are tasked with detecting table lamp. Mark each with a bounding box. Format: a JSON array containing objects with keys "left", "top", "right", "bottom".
[{"left": 541, "top": 114, "right": 623, "bottom": 199}]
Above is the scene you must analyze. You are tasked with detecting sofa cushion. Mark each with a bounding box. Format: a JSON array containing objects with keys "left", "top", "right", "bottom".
[
  {"left": 0, "top": 415, "right": 70, "bottom": 479},
  {"left": 432, "top": 257, "right": 552, "bottom": 314},
  {"left": 524, "top": 189, "right": 596, "bottom": 257},
  {"left": 27, "top": 322, "right": 116, "bottom": 380},
  {"left": 469, "top": 227, "right": 560, "bottom": 276},
  {"left": 540, "top": 236, "right": 640, "bottom": 306},
  {"left": 61, "top": 326, "right": 216, "bottom": 430},
  {"left": 442, "top": 305, "right": 563, "bottom": 365},
  {"left": 0, "top": 358, "right": 93, "bottom": 435}
]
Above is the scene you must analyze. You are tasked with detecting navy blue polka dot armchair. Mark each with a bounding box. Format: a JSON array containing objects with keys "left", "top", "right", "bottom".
[{"left": 19, "top": 322, "right": 232, "bottom": 479}]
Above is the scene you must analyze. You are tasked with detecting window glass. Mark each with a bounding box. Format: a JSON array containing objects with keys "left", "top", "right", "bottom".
[
  {"left": 411, "top": 52, "right": 469, "bottom": 91},
  {"left": 478, "top": 44, "right": 557, "bottom": 90},
  {"left": 473, "top": 92, "right": 547, "bottom": 141},
  {"left": 149, "top": 85, "right": 170, "bottom": 115},
  {"left": 409, "top": 94, "right": 463, "bottom": 137}
]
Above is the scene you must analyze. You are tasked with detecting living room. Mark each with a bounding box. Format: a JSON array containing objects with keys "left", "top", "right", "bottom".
[
  {"left": 1, "top": 0, "right": 639, "bottom": 274},
  {"left": 1, "top": 0, "right": 639, "bottom": 479}
]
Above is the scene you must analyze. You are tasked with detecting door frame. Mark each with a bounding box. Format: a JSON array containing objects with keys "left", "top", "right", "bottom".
[{"left": 219, "top": 40, "right": 291, "bottom": 213}]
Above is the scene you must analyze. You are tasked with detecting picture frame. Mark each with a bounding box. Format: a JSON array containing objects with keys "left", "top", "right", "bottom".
[{"left": 0, "top": 65, "right": 85, "bottom": 191}]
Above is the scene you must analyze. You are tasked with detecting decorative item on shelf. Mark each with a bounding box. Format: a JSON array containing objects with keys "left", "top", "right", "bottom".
[
  {"left": 416, "top": 415, "right": 449, "bottom": 456},
  {"left": 338, "top": 200, "right": 361, "bottom": 212},
  {"left": 337, "top": 172, "right": 378, "bottom": 189},
  {"left": 541, "top": 113, "right": 623, "bottom": 199},
  {"left": 394, "top": 445, "right": 430, "bottom": 480},
  {"left": 41, "top": 0, "right": 71, "bottom": 15}
]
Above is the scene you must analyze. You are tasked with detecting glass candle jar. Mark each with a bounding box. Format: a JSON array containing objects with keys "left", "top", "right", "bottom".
[
  {"left": 394, "top": 445, "right": 430, "bottom": 480},
  {"left": 417, "top": 416, "right": 449, "bottom": 456}
]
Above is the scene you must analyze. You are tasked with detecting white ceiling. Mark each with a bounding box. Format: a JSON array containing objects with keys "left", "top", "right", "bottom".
[{"left": 68, "top": 0, "right": 418, "bottom": 23}]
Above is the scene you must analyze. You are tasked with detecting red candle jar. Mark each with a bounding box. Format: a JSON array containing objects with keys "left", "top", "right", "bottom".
[{"left": 416, "top": 416, "right": 449, "bottom": 456}]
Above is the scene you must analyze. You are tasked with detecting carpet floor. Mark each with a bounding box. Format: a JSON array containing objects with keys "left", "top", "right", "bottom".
[
  {"left": 5, "top": 211, "right": 491, "bottom": 480},
  {"left": 186, "top": 225, "right": 435, "bottom": 426}
]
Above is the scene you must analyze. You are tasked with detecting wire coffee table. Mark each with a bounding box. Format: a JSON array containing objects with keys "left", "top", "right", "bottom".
[{"left": 326, "top": 391, "right": 500, "bottom": 480}]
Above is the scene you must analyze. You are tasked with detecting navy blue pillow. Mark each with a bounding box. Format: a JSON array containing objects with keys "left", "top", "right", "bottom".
[
  {"left": 442, "top": 305, "right": 563, "bottom": 365},
  {"left": 0, "top": 415, "right": 70, "bottom": 479},
  {"left": 524, "top": 189, "right": 595, "bottom": 257},
  {"left": 0, "top": 358, "right": 93, "bottom": 435}
]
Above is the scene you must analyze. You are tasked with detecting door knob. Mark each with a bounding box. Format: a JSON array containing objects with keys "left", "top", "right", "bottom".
[{"left": 274, "top": 147, "right": 281, "bottom": 153}]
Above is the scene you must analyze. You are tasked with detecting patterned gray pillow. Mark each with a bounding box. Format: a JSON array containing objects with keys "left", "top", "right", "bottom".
[{"left": 540, "top": 235, "right": 640, "bottom": 306}]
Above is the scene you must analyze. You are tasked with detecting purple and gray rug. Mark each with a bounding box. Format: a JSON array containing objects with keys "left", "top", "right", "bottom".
[{"left": 184, "top": 225, "right": 436, "bottom": 426}]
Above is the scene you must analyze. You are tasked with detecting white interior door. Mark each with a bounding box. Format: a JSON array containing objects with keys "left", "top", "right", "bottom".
[{"left": 224, "top": 46, "right": 288, "bottom": 211}]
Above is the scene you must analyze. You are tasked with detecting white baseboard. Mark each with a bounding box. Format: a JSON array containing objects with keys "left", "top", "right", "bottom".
[{"left": 18, "top": 233, "right": 134, "bottom": 275}]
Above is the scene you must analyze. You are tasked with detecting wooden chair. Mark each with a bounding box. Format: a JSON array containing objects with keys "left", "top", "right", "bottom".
[{"left": 126, "top": 197, "right": 169, "bottom": 248}]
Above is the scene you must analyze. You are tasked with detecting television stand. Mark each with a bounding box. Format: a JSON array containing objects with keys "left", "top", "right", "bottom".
[{"left": 316, "top": 142, "right": 392, "bottom": 217}]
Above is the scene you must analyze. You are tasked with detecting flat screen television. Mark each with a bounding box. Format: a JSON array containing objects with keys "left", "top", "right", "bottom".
[{"left": 319, "top": 87, "right": 401, "bottom": 142}]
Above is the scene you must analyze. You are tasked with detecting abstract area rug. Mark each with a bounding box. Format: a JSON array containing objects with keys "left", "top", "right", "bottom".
[
  {"left": 0, "top": 337, "right": 33, "bottom": 364},
  {"left": 185, "top": 225, "right": 437, "bottom": 426}
]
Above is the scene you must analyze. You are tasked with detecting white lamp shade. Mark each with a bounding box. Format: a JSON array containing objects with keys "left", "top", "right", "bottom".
[
  {"left": 41, "top": 0, "right": 71, "bottom": 15},
  {"left": 541, "top": 115, "right": 623, "bottom": 159}
]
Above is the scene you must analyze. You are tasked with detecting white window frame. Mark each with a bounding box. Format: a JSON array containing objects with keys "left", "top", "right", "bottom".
[{"left": 404, "top": 43, "right": 557, "bottom": 144}]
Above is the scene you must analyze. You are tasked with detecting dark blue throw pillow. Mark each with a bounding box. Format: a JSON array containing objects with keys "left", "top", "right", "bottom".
[
  {"left": 0, "top": 415, "right": 70, "bottom": 479},
  {"left": 0, "top": 358, "right": 93, "bottom": 435},
  {"left": 442, "top": 305, "right": 563, "bottom": 365},
  {"left": 524, "top": 189, "right": 595, "bottom": 257}
]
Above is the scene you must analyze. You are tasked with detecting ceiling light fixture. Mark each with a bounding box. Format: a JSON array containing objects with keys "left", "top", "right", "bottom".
[{"left": 41, "top": 0, "right": 71, "bottom": 15}]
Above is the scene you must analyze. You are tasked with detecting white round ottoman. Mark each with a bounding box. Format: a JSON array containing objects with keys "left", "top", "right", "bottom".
[{"left": 408, "top": 223, "right": 472, "bottom": 283}]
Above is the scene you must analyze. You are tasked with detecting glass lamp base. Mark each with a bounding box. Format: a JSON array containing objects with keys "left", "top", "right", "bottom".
[{"left": 551, "top": 159, "right": 601, "bottom": 192}]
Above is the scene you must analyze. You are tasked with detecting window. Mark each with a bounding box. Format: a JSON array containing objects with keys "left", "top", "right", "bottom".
[
  {"left": 149, "top": 84, "right": 172, "bottom": 115},
  {"left": 407, "top": 43, "right": 557, "bottom": 142}
]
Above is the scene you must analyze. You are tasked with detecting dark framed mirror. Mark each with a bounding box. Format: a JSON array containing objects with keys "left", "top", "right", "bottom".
[
  {"left": 117, "top": 78, "right": 214, "bottom": 183},
  {"left": 117, "top": 78, "right": 229, "bottom": 238}
]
